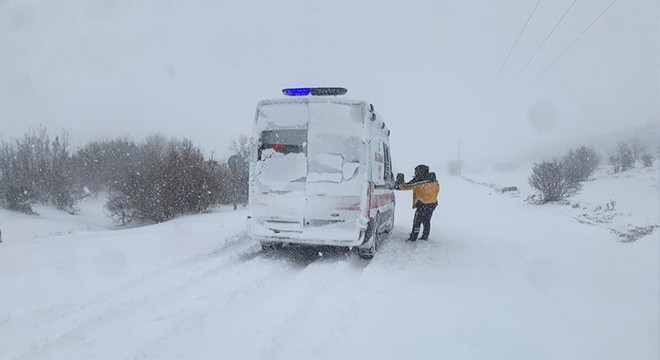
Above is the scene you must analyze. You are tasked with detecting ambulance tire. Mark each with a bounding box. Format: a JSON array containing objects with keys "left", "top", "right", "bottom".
[
  {"left": 358, "top": 214, "right": 380, "bottom": 260},
  {"left": 385, "top": 211, "right": 394, "bottom": 233}
]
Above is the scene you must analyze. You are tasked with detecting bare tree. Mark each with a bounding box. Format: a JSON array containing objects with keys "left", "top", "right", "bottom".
[
  {"left": 528, "top": 160, "right": 575, "bottom": 203},
  {"left": 227, "top": 135, "right": 253, "bottom": 205},
  {"left": 229, "top": 134, "right": 254, "bottom": 162}
]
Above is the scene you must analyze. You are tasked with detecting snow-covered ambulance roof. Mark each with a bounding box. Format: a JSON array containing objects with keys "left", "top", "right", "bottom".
[
  {"left": 255, "top": 97, "right": 389, "bottom": 137},
  {"left": 255, "top": 87, "right": 389, "bottom": 136},
  {"left": 256, "top": 96, "right": 368, "bottom": 108}
]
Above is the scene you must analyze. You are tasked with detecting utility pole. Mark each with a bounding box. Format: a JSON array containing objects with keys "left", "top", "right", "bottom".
[{"left": 453, "top": 140, "right": 464, "bottom": 176}]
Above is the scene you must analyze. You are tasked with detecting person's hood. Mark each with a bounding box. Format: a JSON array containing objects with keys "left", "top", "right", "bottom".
[
  {"left": 409, "top": 167, "right": 435, "bottom": 184},
  {"left": 414, "top": 164, "right": 429, "bottom": 176}
]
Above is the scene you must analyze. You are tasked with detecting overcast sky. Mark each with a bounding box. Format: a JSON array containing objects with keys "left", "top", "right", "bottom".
[{"left": 1, "top": 0, "right": 658, "bottom": 172}]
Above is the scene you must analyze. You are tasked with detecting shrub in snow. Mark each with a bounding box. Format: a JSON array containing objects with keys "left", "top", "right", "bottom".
[
  {"left": 609, "top": 156, "right": 621, "bottom": 173},
  {"left": 528, "top": 160, "right": 576, "bottom": 203},
  {"left": 562, "top": 146, "right": 600, "bottom": 185},
  {"left": 72, "top": 137, "right": 139, "bottom": 193},
  {"left": 0, "top": 128, "right": 251, "bottom": 222},
  {"left": 529, "top": 146, "right": 598, "bottom": 204},
  {"left": 105, "top": 138, "right": 229, "bottom": 224},
  {"left": 3, "top": 186, "right": 34, "bottom": 214},
  {"left": 0, "top": 127, "right": 75, "bottom": 211},
  {"left": 641, "top": 154, "right": 654, "bottom": 167},
  {"left": 105, "top": 189, "right": 136, "bottom": 225},
  {"left": 615, "top": 141, "right": 634, "bottom": 172},
  {"left": 628, "top": 135, "right": 645, "bottom": 164},
  {"left": 606, "top": 135, "right": 656, "bottom": 171},
  {"left": 605, "top": 199, "right": 616, "bottom": 212}
]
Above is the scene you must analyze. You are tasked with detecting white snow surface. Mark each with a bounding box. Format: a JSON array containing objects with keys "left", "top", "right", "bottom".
[
  {"left": 254, "top": 152, "right": 308, "bottom": 192},
  {"left": 1, "top": 167, "right": 658, "bottom": 360}
]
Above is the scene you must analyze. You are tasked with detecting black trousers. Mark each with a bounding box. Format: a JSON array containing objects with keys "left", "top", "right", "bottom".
[{"left": 410, "top": 202, "right": 437, "bottom": 240}]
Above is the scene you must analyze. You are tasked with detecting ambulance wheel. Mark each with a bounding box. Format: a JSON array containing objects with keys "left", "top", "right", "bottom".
[
  {"left": 385, "top": 212, "right": 394, "bottom": 233},
  {"left": 358, "top": 214, "right": 380, "bottom": 260}
]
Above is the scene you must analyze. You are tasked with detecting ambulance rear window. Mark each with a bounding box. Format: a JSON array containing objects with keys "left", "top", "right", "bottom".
[{"left": 258, "top": 130, "right": 307, "bottom": 160}]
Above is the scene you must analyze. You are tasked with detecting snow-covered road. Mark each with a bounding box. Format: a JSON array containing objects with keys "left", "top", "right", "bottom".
[{"left": 1, "top": 175, "right": 658, "bottom": 360}]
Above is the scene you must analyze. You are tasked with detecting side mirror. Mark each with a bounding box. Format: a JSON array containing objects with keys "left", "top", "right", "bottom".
[{"left": 396, "top": 173, "right": 404, "bottom": 184}]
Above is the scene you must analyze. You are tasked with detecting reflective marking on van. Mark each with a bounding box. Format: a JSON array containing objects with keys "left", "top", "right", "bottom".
[
  {"left": 320, "top": 194, "right": 394, "bottom": 212},
  {"left": 335, "top": 196, "right": 361, "bottom": 211},
  {"left": 370, "top": 193, "right": 395, "bottom": 209}
]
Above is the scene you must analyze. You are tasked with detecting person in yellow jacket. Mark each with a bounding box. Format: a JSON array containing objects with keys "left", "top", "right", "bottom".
[{"left": 396, "top": 164, "right": 439, "bottom": 241}]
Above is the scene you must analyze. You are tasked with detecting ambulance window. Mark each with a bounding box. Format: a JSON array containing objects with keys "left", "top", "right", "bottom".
[
  {"left": 383, "top": 143, "right": 393, "bottom": 182},
  {"left": 258, "top": 130, "right": 307, "bottom": 160}
]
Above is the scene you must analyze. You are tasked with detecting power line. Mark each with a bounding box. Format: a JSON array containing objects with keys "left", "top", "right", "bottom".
[
  {"left": 479, "top": 0, "right": 544, "bottom": 105},
  {"left": 525, "top": 0, "right": 619, "bottom": 91},
  {"left": 497, "top": 0, "right": 578, "bottom": 104}
]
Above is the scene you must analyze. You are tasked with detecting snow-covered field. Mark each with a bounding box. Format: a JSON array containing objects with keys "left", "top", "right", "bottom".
[{"left": 1, "top": 166, "right": 658, "bottom": 360}]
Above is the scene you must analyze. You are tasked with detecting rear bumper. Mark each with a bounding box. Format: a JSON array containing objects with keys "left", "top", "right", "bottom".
[{"left": 247, "top": 218, "right": 366, "bottom": 247}]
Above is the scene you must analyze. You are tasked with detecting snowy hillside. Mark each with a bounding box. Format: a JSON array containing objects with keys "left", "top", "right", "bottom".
[
  {"left": 464, "top": 163, "right": 659, "bottom": 243},
  {"left": 1, "top": 166, "right": 658, "bottom": 360}
]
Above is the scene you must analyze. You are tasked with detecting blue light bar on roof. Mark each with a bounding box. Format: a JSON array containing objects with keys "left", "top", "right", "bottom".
[
  {"left": 282, "top": 87, "right": 348, "bottom": 96},
  {"left": 282, "top": 88, "right": 311, "bottom": 96}
]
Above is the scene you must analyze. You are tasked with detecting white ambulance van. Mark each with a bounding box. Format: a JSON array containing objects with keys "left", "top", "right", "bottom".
[{"left": 246, "top": 87, "right": 395, "bottom": 259}]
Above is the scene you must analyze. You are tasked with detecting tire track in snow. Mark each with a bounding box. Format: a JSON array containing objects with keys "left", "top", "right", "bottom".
[
  {"left": 12, "top": 221, "right": 449, "bottom": 360},
  {"left": 136, "top": 249, "right": 368, "bottom": 359},
  {"left": 9, "top": 233, "right": 261, "bottom": 360},
  {"left": 110, "top": 254, "right": 301, "bottom": 359},
  {"left": 21, "top": 231, "right": 251, "bottom": 333},
  {"left": 13, "top": 238, "right": 362, "bottom": 360},
  {"left": 256, "top": 259, "right": 368, "bottom": 360}
]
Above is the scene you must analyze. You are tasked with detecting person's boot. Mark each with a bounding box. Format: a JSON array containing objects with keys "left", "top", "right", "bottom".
[
  {"left": 420, "top": 227, "right": 430, "bottom": 240},
  {"left": 406, "top": 229, "right": 419, "bottom": 242}
]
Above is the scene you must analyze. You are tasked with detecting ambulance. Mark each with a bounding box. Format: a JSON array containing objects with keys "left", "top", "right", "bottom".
[{"left": 246, "top": 87, "right": 395, "bottom": 259}]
